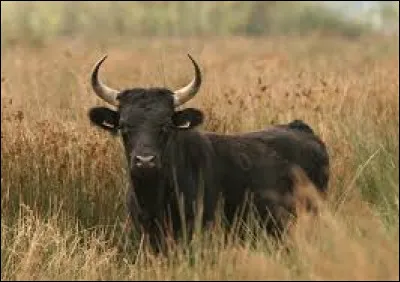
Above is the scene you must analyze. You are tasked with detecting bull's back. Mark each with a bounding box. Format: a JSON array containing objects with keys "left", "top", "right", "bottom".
[
  {"left": 206, "top": 121, "right": 329, "bottom": 194},
  {"left": 262, "top": 121, "right": 329, "bottom": 192}
]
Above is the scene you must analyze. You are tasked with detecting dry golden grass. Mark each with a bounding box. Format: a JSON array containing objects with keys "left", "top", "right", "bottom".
[{"left": 1, "top": 35, "right": 399, "bottom": 280}]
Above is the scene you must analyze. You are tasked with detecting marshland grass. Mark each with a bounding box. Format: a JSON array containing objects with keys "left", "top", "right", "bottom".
[{"left": 1, "top": 35, "right": 399, "bottom": 280}]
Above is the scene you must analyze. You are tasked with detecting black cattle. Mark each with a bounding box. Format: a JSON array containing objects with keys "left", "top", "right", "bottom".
[{"left": 87, "top": 54, "right": 330, "bottom": 252}]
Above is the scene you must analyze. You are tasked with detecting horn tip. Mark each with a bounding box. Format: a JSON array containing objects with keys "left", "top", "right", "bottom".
[
  {"left": 99, "top": 54, "right": 108, "bottom": 64},
  {"left": 187, "top": 53, "right": 194, "bottom": 61},
  {"left": 186, "top": 53, "right": 200, "bottom": 73},
  {"left": 92, "top": 54, "right": 109, "bottom": 74}
]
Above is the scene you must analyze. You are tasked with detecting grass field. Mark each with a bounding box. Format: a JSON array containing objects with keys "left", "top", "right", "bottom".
[{"left": 1, "top": 35, "right": 399, "bottom": 280}]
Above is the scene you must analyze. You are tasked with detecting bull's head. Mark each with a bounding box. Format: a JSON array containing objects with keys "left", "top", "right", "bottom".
[{"left": 88, "top": 54, "right": 204, "bottom": 172}]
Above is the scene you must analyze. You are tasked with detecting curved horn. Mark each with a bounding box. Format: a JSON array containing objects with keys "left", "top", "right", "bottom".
[
  {"left": 91, "top": 55, "right": 119, "bottom": 107},
  {"left": 173, "top": 54, "right": 202, "bottom": 107}
]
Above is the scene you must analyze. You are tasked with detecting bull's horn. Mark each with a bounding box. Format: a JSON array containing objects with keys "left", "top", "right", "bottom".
[
  {"left": 91, "top": 55, "right": 119, "bottom": 107},
  {"left": 173, "top": 54, "right": 202, "bottom": 107}
]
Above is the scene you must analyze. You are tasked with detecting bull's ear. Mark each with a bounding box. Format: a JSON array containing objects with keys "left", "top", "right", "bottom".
[
  {"left": 88, "top": 107, "right": 120, "bottom": 135},
  {"left": 172, "top": 108, "right": 204, "bottom": 129}
]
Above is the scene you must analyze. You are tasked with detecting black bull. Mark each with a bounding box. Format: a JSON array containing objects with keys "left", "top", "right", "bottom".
[{"left": 87, "top": 54, "right": 330, "bottom": 251}]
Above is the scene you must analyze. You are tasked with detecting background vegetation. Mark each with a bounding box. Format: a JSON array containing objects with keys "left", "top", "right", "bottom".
[
  {"left": 1, "top": 1, "right": 399, "bottom": 280},
  {"left": 2, "top": 1, "right": 399, "bottom": 48}
]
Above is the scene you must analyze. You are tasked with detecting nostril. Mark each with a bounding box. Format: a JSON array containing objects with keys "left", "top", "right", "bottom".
[{"left": 136, "top": 155, "right": 155, "bottom": 163}]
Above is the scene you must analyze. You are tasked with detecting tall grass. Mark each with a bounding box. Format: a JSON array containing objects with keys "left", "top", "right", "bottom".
[{"left": 1, "top": 35, "right": 399, "bottom": 280}]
